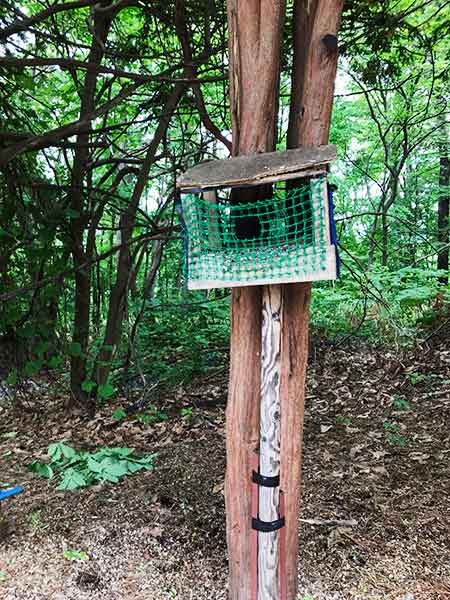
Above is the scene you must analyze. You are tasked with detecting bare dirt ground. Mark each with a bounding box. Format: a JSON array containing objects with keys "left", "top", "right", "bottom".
[{"left": 1, "top": 337, "right": 449, "bottom": 600}]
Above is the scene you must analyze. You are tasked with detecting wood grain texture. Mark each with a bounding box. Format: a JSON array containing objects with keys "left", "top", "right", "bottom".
[
  {"left": 227, "top": 0, "right": 286, "bottom": 157},
  {"left": 282, "top": 2, "right": 344, "bottom": 598},
  {"left": 225, "top": 2, "right": 285, "bottom": 599},
  {"left": 177, "top": 145, "right": 335, "bottom": 190},
  {"left": 279, "top": 282, "right": 311, "bottom": 600},
  {"left": 287, "top": 0, "right": 344, "bottom": 149},
  {"left": 225, "top": 286, "right": 262, "bottom": 600},
  {"left": 203, "top": 190, "right": 221, "bottom": 250},
  {"left": 258, "top": 285, "right": 283, "bottom": 599}
]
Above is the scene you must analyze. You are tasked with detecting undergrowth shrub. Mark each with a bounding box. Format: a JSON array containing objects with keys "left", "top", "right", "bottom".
[
  {"left": 129, "top": 297, "right": 230, "bottom": 385},
  {"left": 29, "top": 443, "right": 154, "bottom": 490}
]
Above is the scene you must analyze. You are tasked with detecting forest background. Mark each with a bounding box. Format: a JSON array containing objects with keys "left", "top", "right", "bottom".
[{"left": 0, "top": 0, "right": 449, "bottom": 413}]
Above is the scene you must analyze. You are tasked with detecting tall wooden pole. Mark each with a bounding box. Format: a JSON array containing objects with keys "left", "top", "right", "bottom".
[
  {"left": 258, "top": 285, "right": 283, "bottom": 599},
  {"left": 225, "top": 1, "right": 343, "bottom": 598},
  {"left": 282, "top": 3, "right": 344, "bottom": 599},
  {"left": 225, "top": 2, "right": 285, "bottom": 599}
]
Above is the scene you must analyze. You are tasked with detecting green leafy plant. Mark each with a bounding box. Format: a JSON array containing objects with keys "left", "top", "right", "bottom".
[
  {"left": 391, "top": 395, "right": 410, "bottom": 411},
  {"left": 63, "top": 549, "right": 88, "bottom": 561},
  {"left": 98, "top": 382, "right": 115, "bottom": 399},
  {"left": 68, "top": 342, "right": 82, "bottom": 357},
  {"left": 112, "top": 405, "right": 168, "bottom": 424},
  {"left": 5, "top": 369, "right": 18, "bottom": 386},
  {"left": 180, "top": 407, "right": 194, "bottom": 421},
  {"left": 132, "top": 299, "right": 230, "bottom": 388},
  {"left": 136, "top": 405, "right": 169, "bottom": 424},
  {"left": 336, "top": 414, "right": 352, "bottom": 426},
  {"left": 28, "top": 510, "right": 49, "bottom": 534},
  {"left": 383, "top": 421, "right": 407, "bottom": 447},
  {"left": 408, "top": 372, "right": 435, "bottom": 385},
  {"left": 408, "top": 372, "right": 419, "bottom": 385},
  {"left": 112, "top": 407, "right": 127, "bottom": 421},
  {"left": 81, "top": 380, "right": 96, "bottom": 393},
  {"left": 28, "top": 442, "right": 154, "bottom": 490}
]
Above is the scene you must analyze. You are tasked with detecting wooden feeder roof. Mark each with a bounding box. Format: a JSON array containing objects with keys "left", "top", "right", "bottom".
[{"left": 177, "top": 144, "right": 336, "bottom": 191}]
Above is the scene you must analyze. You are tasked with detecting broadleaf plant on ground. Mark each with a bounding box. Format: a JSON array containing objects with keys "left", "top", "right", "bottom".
[{"left": 28, "top": 443, "right": 154, "bottom": 490}]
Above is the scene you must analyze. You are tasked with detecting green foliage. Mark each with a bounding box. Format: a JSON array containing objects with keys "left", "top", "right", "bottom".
[
  {"left": 5, "top": 370, "right": 18, "bottom": 386},
  {"left": 68, "top": 343, "right": 82, "bottom": 357},
  {"left": 408, "top": 372, "right": 435, "bottom": 386},
  {"left": 383, "top": 421, "right": 407, "bottom": 447},
  {"left": 131, "top": 298, "right": 229, "bottom": 386},
  {"left": 336, "top": 414, "right": 352, "bottom": 426},
  {"left": 111, "top": 405, "right": 168, "bottom": 424},
  {"left": 28, "top": 443, "right": 154, "bottom": 490},
  {"left": 180, "top": 407, "right": 194, "bottom": 421},
  {"left": 391, "top": 395, "right": 410, "bottom": 411},
  {"left": 112, "top": 407, "right": 127, "bottom": 421},
  {"left": 48, "top": 356, "right": 62, "bottom": 369},
  {"left": 81, "top": 380, "right": 96, "bottom": 393},
  {"left": 97, "top": 383, "right": 115, "bottom": 400},
  {"left": 136, "top": 406, "right": 169, "bottom": 424},
  {"left": 312, "top": 265, "right": 449, "bottom": 344},
  {"left": 63, "top": 549, "right": 88, "bottom": 561},
  {"left": 29, "top": 462, "right": 55, "bottom": 479},
  {"left": 28, "top": 510, "right": 49, "bottom": 533}
]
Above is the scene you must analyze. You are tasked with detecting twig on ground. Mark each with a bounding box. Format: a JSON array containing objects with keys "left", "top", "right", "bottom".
[{"left": 299, "top": 518, "right": 358, "bottom": 527}]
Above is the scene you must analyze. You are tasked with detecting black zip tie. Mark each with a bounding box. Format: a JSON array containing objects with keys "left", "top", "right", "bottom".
[
  {"left": 252, "top": 517, "right": 285, "bottom": 533},
  {"left": 252, "top": 471, "right": 280, "bottom": 488}
]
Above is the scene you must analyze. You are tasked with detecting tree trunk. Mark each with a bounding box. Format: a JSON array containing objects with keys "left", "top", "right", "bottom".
[
  {"left": 438, "top": 130, "right": 449, "bottom": 285},
  {"left": 287, "top": 1, "right": 342, "bottom": 150},
  {"left": 381, "top": 196, "right": 388, "bottom": 267},
  {"left": 123, "top": 238, "right": 165, "bottom": 374},
  {"left": 225, "top": 2, "right": 285, "bottom": 599},
  {"left": 284, "top": 2, "right": 343, "bottom": 599},
  {"left": 225, "top": 1, "right": 343, "bottom": 597},
  {"left": 94, "top": 83, "right": 185, "bottom": 388},
  {"left": 68, "top": 8, "right": 112, "bottom": 412}
]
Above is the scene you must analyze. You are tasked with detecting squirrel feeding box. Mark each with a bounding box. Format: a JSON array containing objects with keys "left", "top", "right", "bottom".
[{"left": 177, "top": 145, "right": 338, "bottom": 290}]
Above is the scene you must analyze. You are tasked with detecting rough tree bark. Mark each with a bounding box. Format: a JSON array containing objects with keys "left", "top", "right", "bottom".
[
  {"left": 68, "top": 5, "right": 112, "bottom": 411},
  {"left": 225, "top": 2, "right": 285, "bottom": 599},
  {"left": 283, "top": 3, "right": 343, "bottom": 599},
  {"left": 225, "top": 1, "right": 343, "bottom": 597}
]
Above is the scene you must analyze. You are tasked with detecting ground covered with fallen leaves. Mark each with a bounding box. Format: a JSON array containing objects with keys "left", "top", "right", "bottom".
[{"left": 0, "top": 337, "right": 449, "bottom": 600}]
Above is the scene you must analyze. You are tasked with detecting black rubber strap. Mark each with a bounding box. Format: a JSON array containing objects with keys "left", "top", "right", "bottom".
[
  {"left": 252, "top": 471, "right": 280, "bottom": 488},
  {"left": 252, "top": 517, "right": 285, "bottom": 533}
]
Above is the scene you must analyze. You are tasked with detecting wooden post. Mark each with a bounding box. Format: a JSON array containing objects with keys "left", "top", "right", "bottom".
[
  {"left": 258, "top": 285, "right": 283, "bottom": 599},
  {"left": 225, "top": 2, "right": 285, "bottom": 599},
  {"left": 203, "top": 190, "right": 221, "bottom": 250},
  {"left": 225, "top": 1, "right": 343, "bottom": 598},
  {"left": 281, "top": 3, "right": 344, "bottom": 599}
]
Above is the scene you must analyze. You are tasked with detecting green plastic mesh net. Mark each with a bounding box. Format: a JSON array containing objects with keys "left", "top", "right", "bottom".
[{"left": 180, "top": 177, "right": 334, "bottom": 289}]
